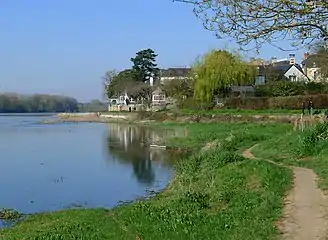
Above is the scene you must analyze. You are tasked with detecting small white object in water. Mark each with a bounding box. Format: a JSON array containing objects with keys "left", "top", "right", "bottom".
[{"left": 149, "top": 145, "right": 166, "bottom": 149}]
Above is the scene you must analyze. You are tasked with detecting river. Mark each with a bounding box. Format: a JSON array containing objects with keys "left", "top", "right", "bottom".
[{"left": 0, "top": 114, "right": 174, "bottom": 227}]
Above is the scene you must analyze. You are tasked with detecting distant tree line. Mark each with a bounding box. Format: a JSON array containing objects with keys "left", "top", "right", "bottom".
[
  {"left": 78, "top": 99, "right": 108, "bottom": 112},
  {"left": 0, "top": 94, "right": 79, "bottom": 113}
]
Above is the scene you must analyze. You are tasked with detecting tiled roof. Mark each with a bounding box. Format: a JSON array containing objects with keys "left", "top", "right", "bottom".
[
  {"left": 160, "top": 68, "right": 191, "bottom": 77},
  {"left": 258, "top": 63, "right": 304, "bottom": 76}
]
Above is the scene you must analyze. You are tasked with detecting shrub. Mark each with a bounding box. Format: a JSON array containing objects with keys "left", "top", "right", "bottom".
[
  {"left": 298, "top": 122, "right": 328, "bottom": 156},
  {"left": 225, "top": 94, "right": 328, "bottom": 110},
  {"left": 178, "top": 98, "right": 215, "bottom": 111},
  {"left": 0, "top": 209, "right": 21, "bottom": 220},
  {"left": 254, "top": 82, "right": 328, "bottom": 97}
]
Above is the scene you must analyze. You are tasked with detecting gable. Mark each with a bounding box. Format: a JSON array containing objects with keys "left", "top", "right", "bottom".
[
  {"left": 284, "top": 65, "right": 303, "bottom": 76},
  {"left": 284, "top": 65, "right": 308, "bottom": 80}
]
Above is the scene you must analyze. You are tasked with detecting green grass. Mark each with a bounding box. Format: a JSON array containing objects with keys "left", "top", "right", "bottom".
[
  {"left": 179, "top": 108, "right": 300, "bottom": 116},
  {"left": 252, "top": 122, "right": 328, "bottom": 190},
  {"left": 1, "top": 123, "right": 292, "bottom": 240}
]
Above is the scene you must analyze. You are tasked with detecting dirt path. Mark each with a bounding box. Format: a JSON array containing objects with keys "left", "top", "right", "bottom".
[{"left": 242, "top": 145, "right": 328, "bottom": 240}]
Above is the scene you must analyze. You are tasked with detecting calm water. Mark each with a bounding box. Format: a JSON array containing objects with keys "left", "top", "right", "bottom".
[{"left": 0, "top": 114, "right": 173, "bottom": 227}]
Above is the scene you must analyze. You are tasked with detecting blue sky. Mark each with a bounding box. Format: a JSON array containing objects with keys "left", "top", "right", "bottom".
[{"left": 0, "top": 0, "right": 306, "bottom": 101}]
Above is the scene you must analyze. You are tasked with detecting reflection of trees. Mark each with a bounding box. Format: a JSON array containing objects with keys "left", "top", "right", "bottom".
[{"left": 105, "top": 123, "right": 172, "bottom": 185}]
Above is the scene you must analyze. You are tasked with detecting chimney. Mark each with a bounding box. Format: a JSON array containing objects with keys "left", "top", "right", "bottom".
[
  {"left": 149, "top": 76, "right": 154, "bottom": 87},
  {"left": 270, "top": 57, "right": 277, "bottom": 65},
  {"left": 289, "top": 53, "right": 295, "bottom": 65},
  {"left": 304, "top": 52, "right": 310, "bottom": 60}
]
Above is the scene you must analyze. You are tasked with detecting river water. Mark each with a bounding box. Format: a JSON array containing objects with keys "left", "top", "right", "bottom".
[{"left": 0, "top": 114, "right": 174, "bottom": 227}]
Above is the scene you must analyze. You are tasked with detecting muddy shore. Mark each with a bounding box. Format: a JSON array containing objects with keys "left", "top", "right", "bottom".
[{"left": 43, "top": 112, "right": 303, "bottom": 125}]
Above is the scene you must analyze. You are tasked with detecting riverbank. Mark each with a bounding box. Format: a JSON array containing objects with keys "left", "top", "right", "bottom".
[
  {"left": 51, "top": 111, "right": 305, "bottom": 125},
  {"left": 1, "top": 122, "right": 293, "bottom": 239}
]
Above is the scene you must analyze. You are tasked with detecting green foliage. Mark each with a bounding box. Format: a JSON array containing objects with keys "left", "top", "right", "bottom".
[
  {"left": 103, "top": 49, "right": 159, "bottom": 106},
  {"left": 179, "top": 108, "right": 299, "bottom": 116},
  {"left": 254, "top": 82, "right": 328, "bottom": 97},
  {"left": 103, "top": 69, "right": 138, "bottom": 99},
  {"left": 298, "top": 123, "right": 328, "bottom": 156},
  {"left": 0, "top": 209, "right": 21, "bottom": 220},
  {"left": 225, "top": 94, "right": 328, "bottom": 110},
  {"left": 192, "top": 49, "right": 256, "bottom": 102},
  {"left": 162, "top": 78, "right": 194, "bottom": 100},
  {"left": 131, "top": 48, "right": 160, "bottom": 83},
  {"left": 255, "top": 81, "right": 305, "bottom": 97},
  {"left": 78, "top": 100, "right": 107, "bottom": 112},
  {"left": 0, "top": 94, "right": 78, "bottom": 113},
  {"left": 177, "top": 97, "right": 214, "bottom": 111}
]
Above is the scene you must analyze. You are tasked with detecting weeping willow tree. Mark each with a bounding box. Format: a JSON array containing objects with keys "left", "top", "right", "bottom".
[{"left": 192, "top": 50, "right": 256, "bottom": 102}]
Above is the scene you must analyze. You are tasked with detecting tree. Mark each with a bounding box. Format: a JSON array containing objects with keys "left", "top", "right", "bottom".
[
  {"left": 310, "top": 41, "right": 328, "bottom": 78},
  {"left": 102, "top": 70, "right": 118, "bottom": 99},
  {"left": 192, "top": 50, "right": 256, "bottom": 101},
  {"left": 0, "top": 94, "right": 79, "bottom": 113},
  {"left": 162, "top": 78, "right": 194, "bottom": 100},
  {"left": 103, "top": 69, "right": 137, "bottom": 99},
  {"left": 129, "top": 49, "right": 160, "bottom": 106},
  {"left": 103, "top": 49, "right": 160, "bottom": 105},
  {"left": 175, "top": 0, "right": 328, "bottom": 50},
  {"left": 131, "top": 49, "right": 160, "bottom": 83}
]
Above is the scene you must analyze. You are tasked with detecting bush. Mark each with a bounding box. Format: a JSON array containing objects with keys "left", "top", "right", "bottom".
[
  {"left": 225, "top": 94, "right": 328, "bottom": 110},
  {"left": 254, "top": 82, "right": 328, "bottom": 97},
  {"left": 178, "top": 98, "right": 215, "bottom": 111},
  {"left": 298, "top": 122, "right": 328, "bottom": 156}
]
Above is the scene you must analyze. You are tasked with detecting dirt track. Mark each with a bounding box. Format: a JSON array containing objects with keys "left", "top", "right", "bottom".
[{"left": 242, "top": 146, "right": 328, "bottom": 240}]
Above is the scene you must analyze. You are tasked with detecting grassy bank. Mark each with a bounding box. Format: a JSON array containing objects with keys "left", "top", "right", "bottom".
[
  {"left": 1, "top": 123, "right": 292, "bottom": 240},
  {"left": 252, "top": 122, "right": 328, "bottom": 190},
  {"left": 178, "top": 108, "right": 300, "bottom": 116}
]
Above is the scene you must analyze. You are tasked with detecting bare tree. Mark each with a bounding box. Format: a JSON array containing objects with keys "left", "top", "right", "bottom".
[{"left": 174, "top": 0, "right": 328, "bottom": 51}]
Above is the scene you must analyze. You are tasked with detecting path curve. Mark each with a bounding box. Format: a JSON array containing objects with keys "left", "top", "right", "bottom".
[{"left": 242, "top": 145, "right": 328, "bottom": 240}]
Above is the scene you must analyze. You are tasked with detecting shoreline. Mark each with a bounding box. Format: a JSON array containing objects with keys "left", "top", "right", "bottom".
[
  {"left": 48, "top": 111, "right": 303, "bottom": 125},
  {"left": 1, "top": 122, "right": 293, "bottom": 239}
]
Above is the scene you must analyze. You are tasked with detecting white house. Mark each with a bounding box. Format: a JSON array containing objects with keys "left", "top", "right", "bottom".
[
  {"left": 108, "top": 91, "right": 135, "bottom": 106},
  {"left": 284, "top": 65, "right": 308, "bottom": 82},
  {"left": 151, "top": 87, "right": 166, "bottom": 105},
  {"left": 301, "top": 53, "right": 326, "bottom": 82},
  {"left": 257, "top": 54, "right": 309, "bottom": 83}
]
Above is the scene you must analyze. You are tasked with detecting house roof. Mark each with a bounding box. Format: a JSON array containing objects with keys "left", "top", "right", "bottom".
[
  {"left": 258, "top": 63, "right": 304, "bottom": 77},
  {"left": 249, "top": 58, "right": 266, "bottom": 66},
  {"left": 160, "top": 68, "right": 191, "bottom": 78}
]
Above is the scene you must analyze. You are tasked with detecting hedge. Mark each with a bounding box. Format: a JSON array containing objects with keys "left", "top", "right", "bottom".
[{"left": 225, "top": 94, "right": 328, "bottom": 110}]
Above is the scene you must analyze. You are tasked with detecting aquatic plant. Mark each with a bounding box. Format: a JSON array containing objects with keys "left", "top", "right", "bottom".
[{"left": 0, "top": 209, "right": 21, "bottom": 220}]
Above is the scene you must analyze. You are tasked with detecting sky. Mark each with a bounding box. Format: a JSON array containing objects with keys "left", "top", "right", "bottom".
[{"left": 0, "top": 0, "right": 307, "bottom": 102}]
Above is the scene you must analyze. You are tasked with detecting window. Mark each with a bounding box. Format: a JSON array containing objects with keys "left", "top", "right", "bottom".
[
  {"left": 289, "top": 75, "right": 297, "bottom": 81},
  {"left": 153, "top": 94, "right": 165, "bottom": 101}
]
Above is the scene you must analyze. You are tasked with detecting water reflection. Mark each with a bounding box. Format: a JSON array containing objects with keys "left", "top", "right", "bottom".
[{"left": 106, "top": 124, "right": 174, "bottom": 185}]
